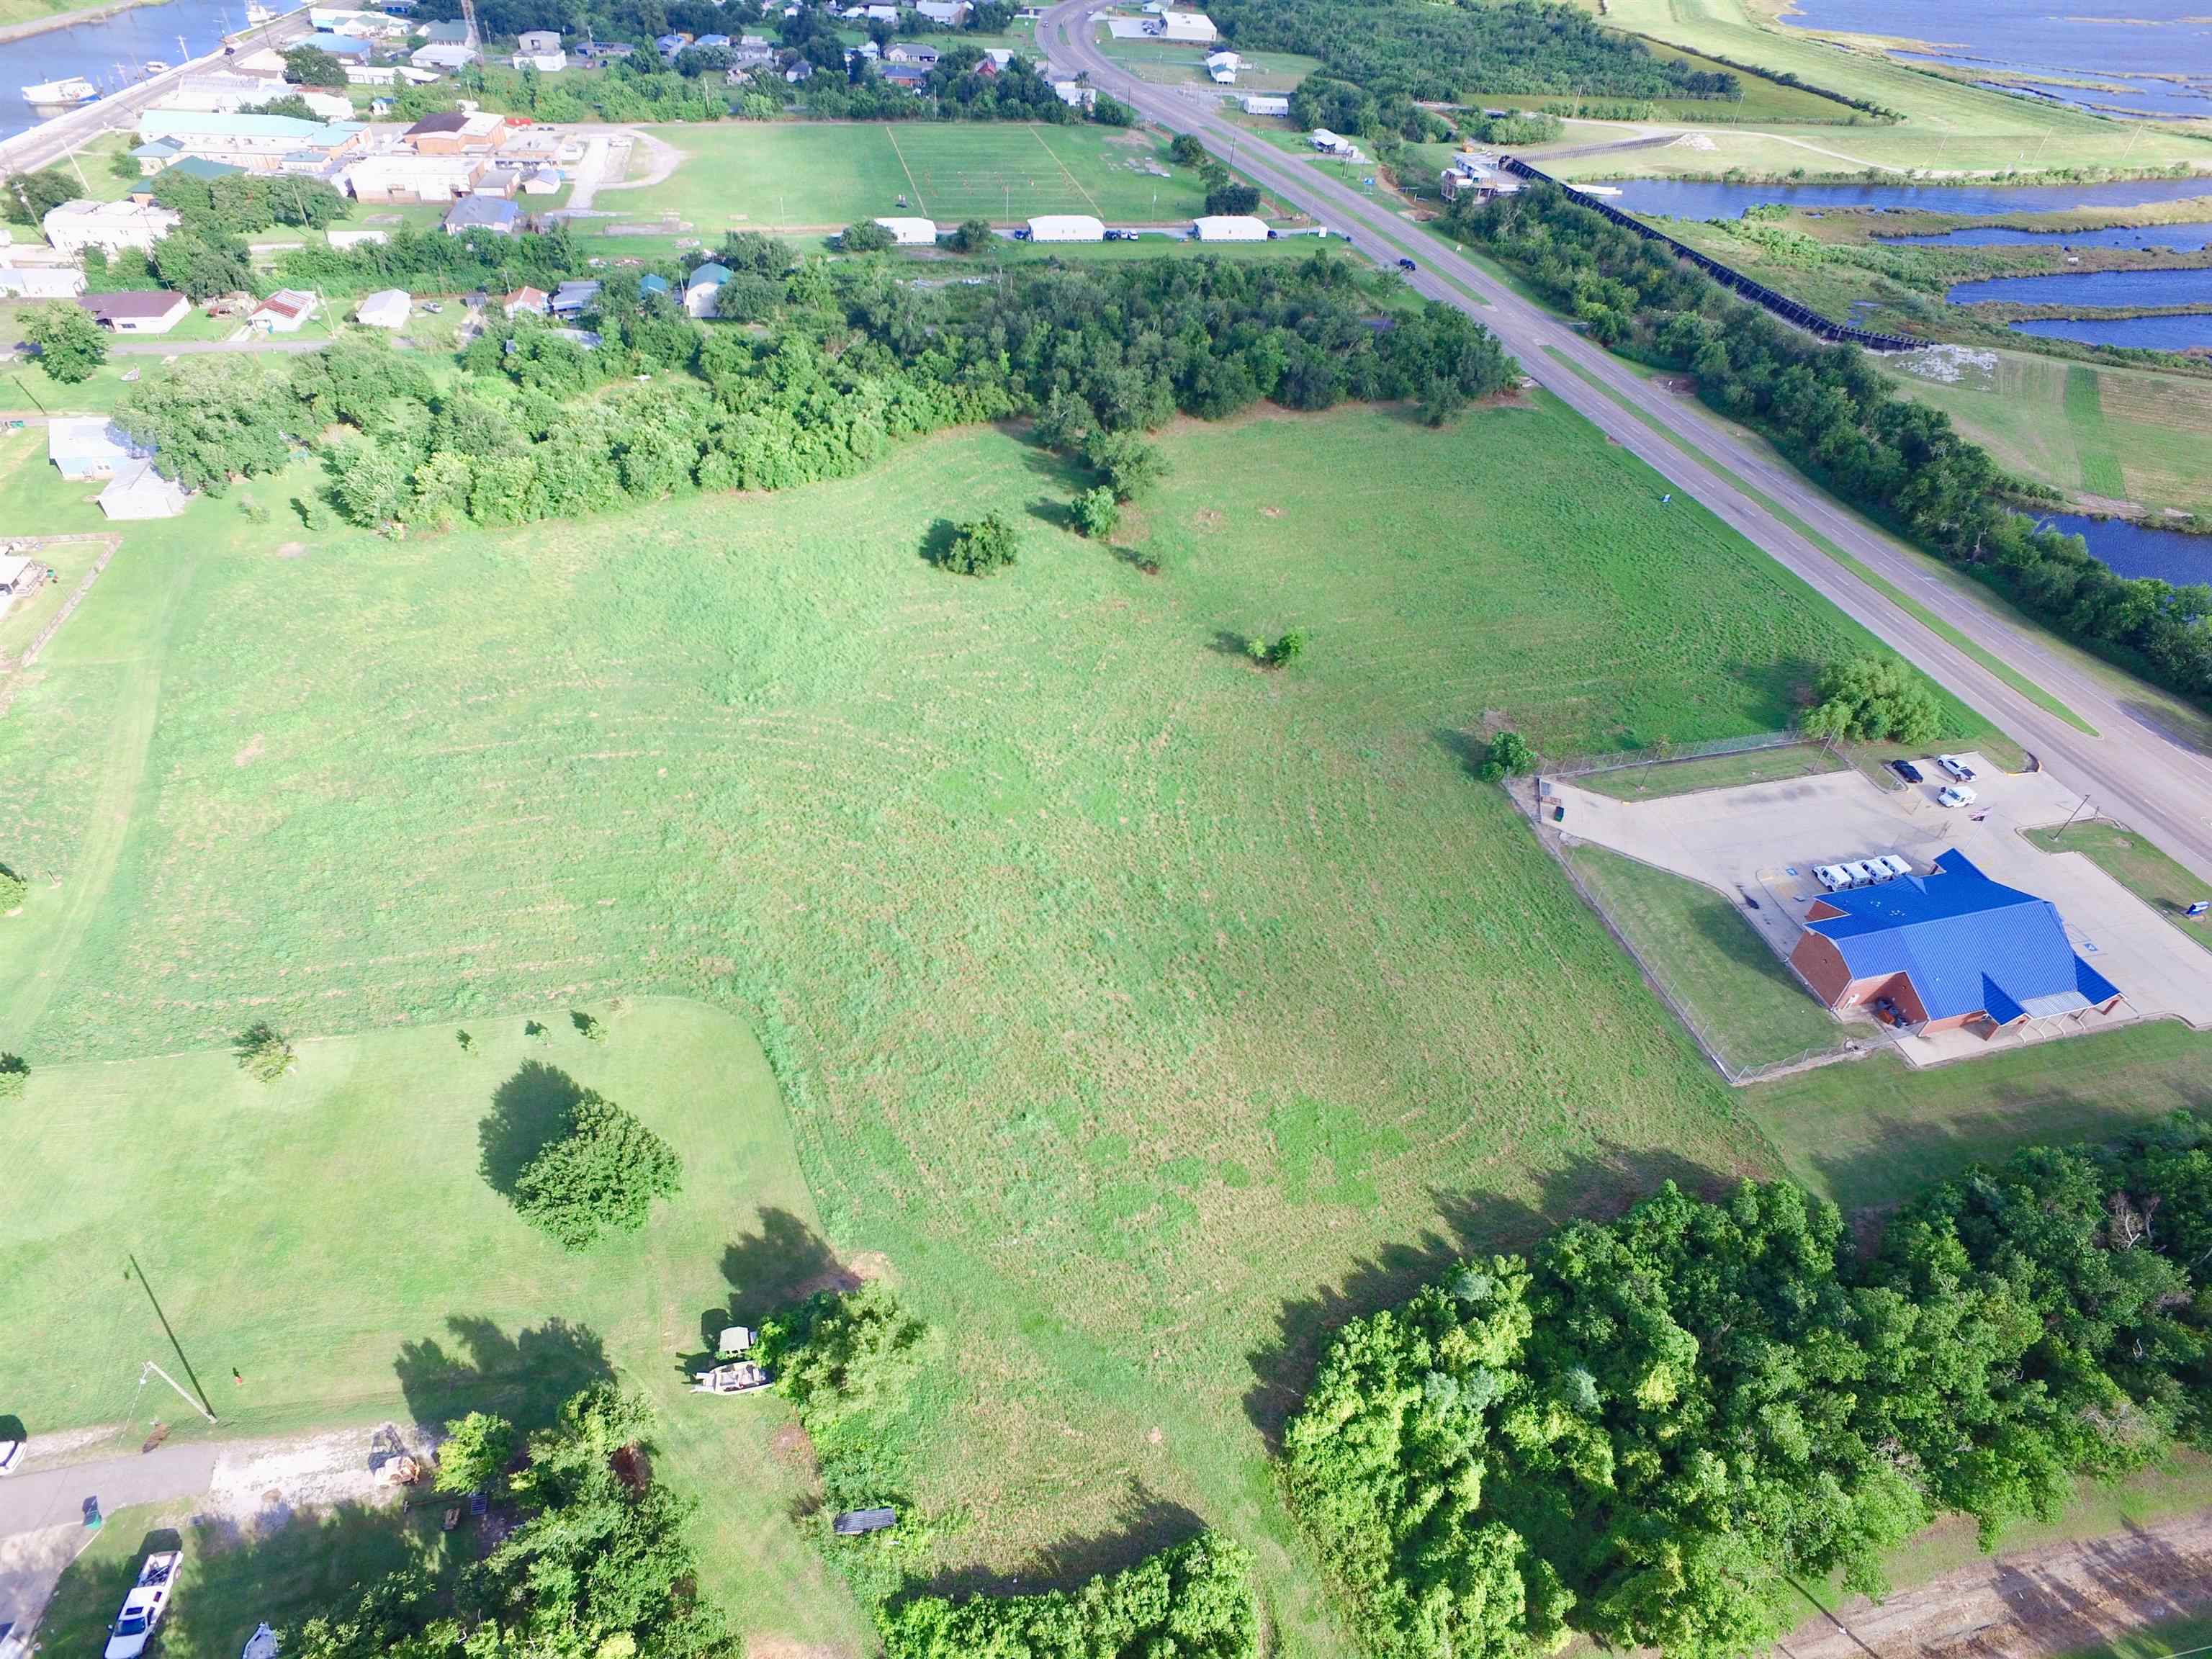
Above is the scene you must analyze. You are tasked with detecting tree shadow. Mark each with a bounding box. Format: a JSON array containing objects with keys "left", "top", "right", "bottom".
[
  {"left": 477, "top": 1061, "right": 586, "bottom": 1200},
  {"left": 716, "top": 1208, "right": 850, "bottom": 1333},
  {"left": 1025, "top": 495, "right": 1076, "bottom": 533},
  {"left": 1208, "top": 628, "right": 1257, "bottom": 660},
  {"left": 913, "top": 1480, "right": 1206, "bottom": 1600},
  {"left": 1431, "top": 725, "right": 1493, "bottom": 780},
  {"left": 394, "top": 1315, "right": 612, "bottom": 1434},
  {"left": 1241, "top": 1141, "right": 1730, "bottom": 1448},
  {"left": 918, "top": 518, "right": 958, "bottom": 569}
]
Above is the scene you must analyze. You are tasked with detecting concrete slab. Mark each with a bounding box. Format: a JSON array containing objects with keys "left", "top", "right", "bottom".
[{"left": 1543, "top": 752, "right": 2212, "bottom": 1064}]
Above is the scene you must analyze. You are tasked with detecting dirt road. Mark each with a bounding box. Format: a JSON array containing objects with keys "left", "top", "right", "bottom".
[
  {"left": 1041, "top": 0, "right": 2212, "bottom": 889},
  {"left": 1779, "top": 1511, "right": 2212, "bottom": 1658}
]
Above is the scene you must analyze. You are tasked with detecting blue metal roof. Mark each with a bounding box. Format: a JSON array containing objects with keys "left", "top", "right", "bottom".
[
  {"left": 1807, "top": 849, "right": 2120, "bottom": 1023},
  {"left": 639, "top": 272, "right": 671, "bottom": 293}
]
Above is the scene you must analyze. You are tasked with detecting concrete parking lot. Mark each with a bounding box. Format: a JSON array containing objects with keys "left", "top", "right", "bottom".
[{"left": 1542, "top": 752, "right": 2212, "bottom": 1066}]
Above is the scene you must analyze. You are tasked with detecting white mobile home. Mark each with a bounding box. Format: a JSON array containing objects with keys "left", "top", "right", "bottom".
[
  {"left": 1025, "top": 214, "right": 1104, "bottom": 243},
  {"left": 873, "top": 216, "right": 939, "bottom": 246},
  {"left": 1191, "top": 214, "right": 1267, "bottom": 241}
]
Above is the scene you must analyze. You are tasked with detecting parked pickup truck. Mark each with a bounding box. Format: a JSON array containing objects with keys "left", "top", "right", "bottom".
[{"left": 105, "top": 1550, "right": 181, "bottom": 1659}]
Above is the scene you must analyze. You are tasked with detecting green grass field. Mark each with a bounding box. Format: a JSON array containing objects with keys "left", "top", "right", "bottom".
[
  {"left": 2028, "top": 821, "right": 2212, "bottom": 950},
  {"left": 2063, "top": 1611, "right": 2212, "bottom": 1659},
  {"left": 1578, "top": 741, "right": 1846, "bottom": 799},
  {"left": 0, "top": 384, "right": 2016, "bottom": 1653},
  {"left": 1564, "top": 844, "right": 1846, "bottom": 1074},
  {"left": 1097, "top": 37, "right": 1320, "bottom": 94},
  {"left": 1884, "top": 346, "right": 2212, "bottom": 516},
  {"left": 609, "top": 120, "right": 1211, "bottom": 230},
  {"left": 1552, "top": 0, "right": 2212, "bottom": 179},
  {"left": 4, "top": 1002, "right": 871, "bottom": 1657}
]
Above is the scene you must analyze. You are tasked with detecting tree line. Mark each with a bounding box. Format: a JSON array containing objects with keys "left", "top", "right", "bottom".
[
  {"left": 1454, "top": 184, "right": 2212, "bottom": 709},
  {"left": 1210, "top": 0, "right": 1737, "bottom": 142},
  {"left": 1285, "top": 1112, "right": 2212, "bottom": 1659},
  {"left": 117, "top": 243, "right": 1517, "bottom": 534}
]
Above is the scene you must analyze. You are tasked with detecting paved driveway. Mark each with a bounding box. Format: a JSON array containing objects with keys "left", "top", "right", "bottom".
[{"left": 1545, "top": 753, "right": 2212, "bottom": 1064}]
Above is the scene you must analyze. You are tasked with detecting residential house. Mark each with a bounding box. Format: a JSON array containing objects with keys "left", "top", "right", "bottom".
[
  {"left": 0, "top": 553, "right": 50, "bottom": 598},
  {"left": 1308, "top": 127, "right": 1357, "bottom": 157},
  {"left": 683, "top": 260, "right": 730, "bottom": 317},
  {"left": 883, "top": 42, "right": 938, "bottom": 64},
  {"left": 914, "top": 0, "right": 966, "bottom": 20},
  {"left": 328, "top": 226, "right": 389, "bottom": 248},
  {"left": 1439, "top": 148, "right": 1519, "bottom": 203},
  {"left": 134, "top": 109, "right": 368, "bottom": 173},
  {"left": 249, "top": 289, "right": 318, "bottom": 332},
  {"left": 549, "top": 279, "right": 600, "bottom": 315},
  {"left": 42, "top": 199, "right": 180, "bottom": 256},
  {"left": 784, "top": 59, "right": 813, "bottom": 81},
  {"left": 500, "top": 285, "right": 549, "bottom": 317},
  {"left": 639, "top": 271, "right": 672, "bottom": 299},
  {"left": 880, "top": 60, "right": 929, "bottom": 88},
  {"left": 410, "top": 42, "right": 480, "bottom": 68},
  {"left": 48, "top": 416, "right": 145, "bottom": 479},
  {"left": 1204, "top": 48, "right": 1237, "bottom": 82},
  {"left": 0, "top": 264, "right": 85, "bottom": 298},
  {"left": 443, "top": 194, "right": 519, "bottom": 234},
  {"left": 521, "top": 166, "right": 562, "bottom": 194},
  {"left": 654, "top": 32, "right": 688, "bottom": 57},
  {"left": 1791, "top": 849, "right": 2124, "bottom": 1035},
  {"left": 354, "top": 287, "right": 410, "bottom": 328},
  {"left": 516, "top": 29, "right": 562, "bottom": 52},
  {"left": 512, "top": 45, "right": 567, "bottom": 69},
  {"left": 309, "top": 7, "right": 413, "bottom": 36},
  {"left": 98, "top": 458, "right": 190, "bottom": 520},
  {"left": 78, "top": 289, "right": 190, "bottom": 332},
  {"left": 297, "top": 30, "right": 377, "bottom": 57},
  {"left": 695, "top": 31, "right": 732, "bottom": 47}
]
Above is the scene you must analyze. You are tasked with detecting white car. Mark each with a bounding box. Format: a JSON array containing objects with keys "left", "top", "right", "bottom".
[
  {"left": 105, "top": 1550, "right": 181, "bottom": 1659},
  {"left": 1938, "top": 784, "right": 1977, "bottom": 809},
  {"left": 1936, "top": 754, "right": 1976, "bottom": 782}
]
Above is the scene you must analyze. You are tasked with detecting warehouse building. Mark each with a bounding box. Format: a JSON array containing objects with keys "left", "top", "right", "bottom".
[{"left": 1024, "top": 214, "right": 1104, "bottom": 243}]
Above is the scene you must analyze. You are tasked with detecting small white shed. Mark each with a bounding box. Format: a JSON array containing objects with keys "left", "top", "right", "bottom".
[{"left": 354, "top": 287, "right": 410, "bottom": 328}]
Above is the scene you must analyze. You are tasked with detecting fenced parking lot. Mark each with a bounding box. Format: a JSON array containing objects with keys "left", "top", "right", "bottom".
[{"left": 1537, "top": 752, "right": 2212, "bottom": 1074}]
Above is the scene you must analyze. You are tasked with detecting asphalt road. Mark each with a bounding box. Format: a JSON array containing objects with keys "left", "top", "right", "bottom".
[
  {"left": 1043, "top": 0, "right": 2212, "bottom": 887},
  {"left": 0, "top": 4, "right": 311, "bottom": 176}
]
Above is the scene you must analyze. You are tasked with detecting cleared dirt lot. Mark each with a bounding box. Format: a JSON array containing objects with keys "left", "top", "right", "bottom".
[{"left": 1543, "top": 753, "right": 2212, "bottom": 1066}]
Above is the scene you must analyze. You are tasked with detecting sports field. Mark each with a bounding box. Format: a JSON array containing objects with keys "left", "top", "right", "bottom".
[
  {"left": 610, "top": 120, "right": 1210, "bottom": 230},
  {"left": 1884, "top": 346, "right": 2212, "bottom": 516}
]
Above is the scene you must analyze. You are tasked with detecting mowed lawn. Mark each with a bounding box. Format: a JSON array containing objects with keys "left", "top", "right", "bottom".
[
  {"left": 1885, "top": 347, "right": 2212, "bottom": 516},
  {"left": 0, "top": 394, "right": 2058, "bottom": 1653},
  {"left": 1, "top": 1001, "right": 872, "bottom": 1659},
  {"left": 611, "top": 120, "right": 1208, "bottom": 230}
]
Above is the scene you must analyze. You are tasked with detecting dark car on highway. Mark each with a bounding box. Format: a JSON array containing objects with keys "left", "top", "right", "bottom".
[
  {"left": 1890, "top": 759, "right": 1924, "bottom": 784},
  {"left": 1397, "top": 257, "right": 1416, "bottom": 271}
]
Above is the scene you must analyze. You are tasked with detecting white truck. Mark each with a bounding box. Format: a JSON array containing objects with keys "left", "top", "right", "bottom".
[{"left": 104, "top": 1550, "right": 181, "bottom": 1659}]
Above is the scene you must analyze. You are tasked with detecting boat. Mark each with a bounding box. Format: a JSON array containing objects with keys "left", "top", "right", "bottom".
[
  {"left": 142, "top": 58, "right": 170, "bottom": 73},
  {"left": 245, "top": 2, "right": 277, "bottom": 22},
  {"left": 21, "top": 76, "right": 98, "bottom": 109}
]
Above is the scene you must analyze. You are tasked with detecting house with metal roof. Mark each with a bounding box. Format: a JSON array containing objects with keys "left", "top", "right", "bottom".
[
  {"left": 683, "top": 261, "right": 732, "bottom": 317},
  {"left": 48, "top": 416, "right": 147, "bottom": 480},
  {"left": 1789, "top": 848, "right": 2123, "bottom": 1037},
  {"left": 98, "top": 458, "right": 189, "bottom": 520},
  {"left": 443, "top": 193, "right": 519, "bottom": 235}
]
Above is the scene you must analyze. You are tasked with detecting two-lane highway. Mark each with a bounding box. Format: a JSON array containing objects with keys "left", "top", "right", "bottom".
[{"left": 1043, "top": 0, "right": 2212, "bottom": 885}]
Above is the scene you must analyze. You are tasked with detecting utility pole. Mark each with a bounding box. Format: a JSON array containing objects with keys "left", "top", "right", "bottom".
[
  {"left": 140, "top": 1359, "right": 219, "bottom": 1425},
  {"left": 2057, "top": 791, "right": 2094, "bottom": 837}
]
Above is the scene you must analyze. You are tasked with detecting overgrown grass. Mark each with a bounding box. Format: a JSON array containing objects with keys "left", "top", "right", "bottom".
[{"left": 1, "top": 393, "right": 1982, "bottom": 1654}]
